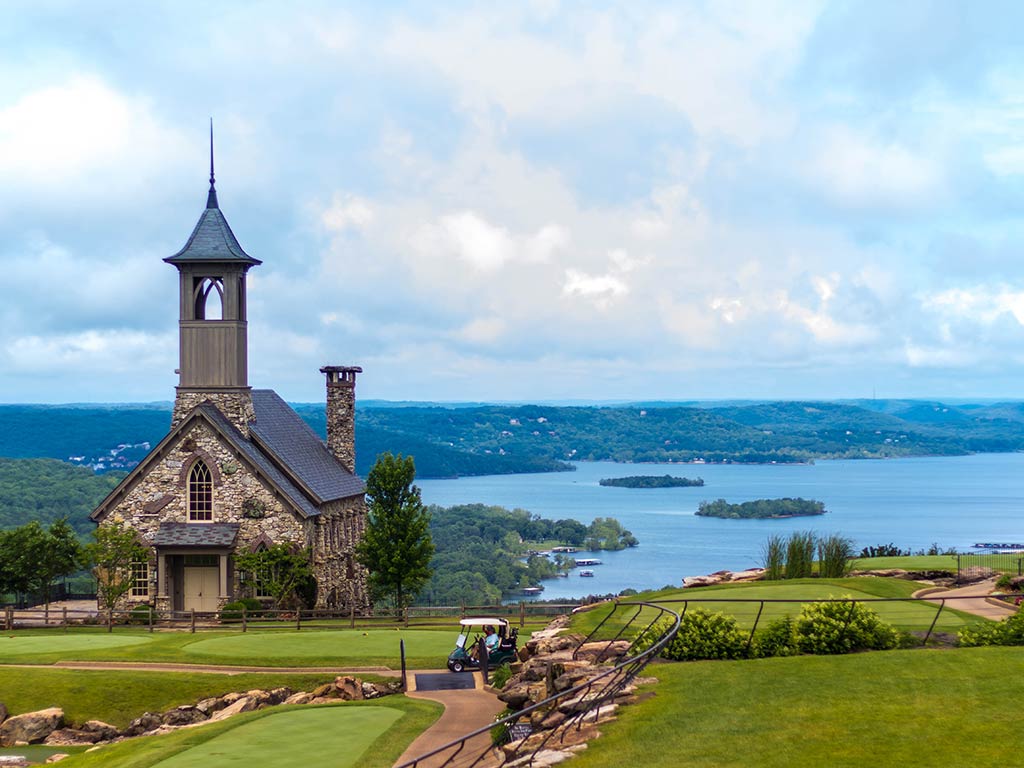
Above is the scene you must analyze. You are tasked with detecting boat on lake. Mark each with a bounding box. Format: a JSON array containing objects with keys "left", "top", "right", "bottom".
[
  {"left": 974, "top": 542, "right": 1024, "bottom": 550},
  {"left": 575, "top": 558, "right": 602, "bottom": 566},
  {"left": 579, "top": 569, "right": 595, "bottom": 577}
]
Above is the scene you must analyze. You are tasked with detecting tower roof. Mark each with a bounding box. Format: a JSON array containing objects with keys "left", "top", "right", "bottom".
[{"left": 164, "top": 124, "right": 261, "bottom": 266}]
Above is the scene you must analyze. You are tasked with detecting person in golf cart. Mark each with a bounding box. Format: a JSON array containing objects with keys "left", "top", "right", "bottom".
[{"left": 447, "top": 617, "right": 518, "bottom": 672}]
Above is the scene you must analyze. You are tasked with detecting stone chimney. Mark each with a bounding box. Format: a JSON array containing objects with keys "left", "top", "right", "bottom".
[{"left": 320, "top": 365, "right": 361, "bottom": 474}]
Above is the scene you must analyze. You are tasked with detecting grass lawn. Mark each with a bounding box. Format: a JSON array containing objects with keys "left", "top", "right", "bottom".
[
  {"left": 0, "top": 668, "right": 341, "bottom": 727},
  {"left": 0, "top": 627, "right": 460, "bottom": 669},
  {"left": 572, "top": 647, "right": 1021, "bottom": 768},
  {"left": 849, "top": 555, "right": 958, "bottom": 571},
  {"left": 58, "top": 699, "right": 441, "bottom": 768},
  {"left": 573, "top": 577, "right": 984, "bottom": 637}
]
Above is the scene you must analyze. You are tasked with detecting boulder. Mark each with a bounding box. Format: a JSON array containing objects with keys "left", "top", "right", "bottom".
[
  {"left": 0, "top": 757, "right": 29, "bottom": 767},
  {"left": 80, "top": 721, "right": 119, "bottom": 741},
  {"left": 209, "top": 696, "right": 256, "bottom": 722},
  {"left": 161, "top": 706, "right": 207, "bottom": 726},
  {"left": 266, "top": 688, "right": 293, "bottom": 706},
  {"left": 334, "top": 676, "right": 363, "bottom": 701},
  {"left": 44, "top": 728, "right": 103, "bottom": 746},
  {"left": 0, "top": 703, "right": 7, "bottom": 724},
  {"left": 195, "top": 697, "right": 226, "bottom": 715},
  {"left": 0, "top": 708, "right": 65, "bottom": 746},
  {"left": 310, "top": 683, "right": 337, "bottom": 699},
  {"left": 122, "top": 712, "right": 162, "bottom": 737},
  {"left": 283, "top": 692, "right": 315, "bottom": 706},
  {"left": 45, "top": 756, "right": 70, "bottom": 764},
  {"left": 575, "top": 640, "right": 630, "bottom": 664}
]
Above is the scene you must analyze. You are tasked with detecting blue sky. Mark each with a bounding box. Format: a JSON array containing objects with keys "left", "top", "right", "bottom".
[{"left": 3, "top": 1, "right": 1024, "bottom": 403}]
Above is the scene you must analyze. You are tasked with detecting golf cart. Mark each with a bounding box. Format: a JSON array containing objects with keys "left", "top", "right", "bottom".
[{"left": 447, "top": 617, "right": 519, "bottom": 673}]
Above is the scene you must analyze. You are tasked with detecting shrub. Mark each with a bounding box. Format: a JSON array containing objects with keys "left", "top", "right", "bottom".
[
  {"left": 859, "top": 543, "right": 909, "bottom": 558},
  {"left": 659, "top": 609, "right": 749, "bottom": 661},
  {"left": 817, "top": 535, "right": 854, "bottom": 578},
  {"left": 220, "top": 598, "right": 263, "bottom": 622},
  {"left": 128, "top": 604, "right": 155, "bottom": 625},
  {"left": 959, "top": 609, "right": 1024, "bottom": 647},
  {"left": 762, "top": 535, "right": 785, "bottom": 581},
  {"left": 785, "top": 531, "right": 815, "bottom": 579},
  {"left": 753, "top": 616, "right": 799, "bottom": 658},
  {"left": 795, "top": 598, "right": 900, "bottom": 655},
  {"left": 490, "top": 663, "right": 513, "bottom": 689}
]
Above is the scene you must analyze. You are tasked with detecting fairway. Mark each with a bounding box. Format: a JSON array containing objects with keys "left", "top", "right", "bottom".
[
  {"left": 153, "top": 706, "right": 403, "bottom": 767},
  {"left": 0, "top": 634, "right": 152, "bottom": 657},
  {"left": 184, "top": 629, "right": 454, "bottom": 661}
]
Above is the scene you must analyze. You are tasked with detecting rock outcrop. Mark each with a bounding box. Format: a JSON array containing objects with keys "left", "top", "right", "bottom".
[{"left": 0, "top": 708, "right": 64, "bottom": 746}]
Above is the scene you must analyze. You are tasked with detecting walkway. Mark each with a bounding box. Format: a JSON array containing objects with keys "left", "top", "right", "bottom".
[
  {"left": 918, "top": 578, "right": 1017, "bottom": 620},
  {"left": 395, "top": 672, "right": 505, "bottom": 768}
]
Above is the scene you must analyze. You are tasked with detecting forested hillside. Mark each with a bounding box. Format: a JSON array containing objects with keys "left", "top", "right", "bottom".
[{"left": 0, "top": 458, "right": 125, "bottom": 534}]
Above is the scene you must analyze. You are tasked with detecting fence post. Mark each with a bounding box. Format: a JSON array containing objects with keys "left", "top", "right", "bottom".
[
  {"left": 44, "top": 603, "right": 49, "bottom": 627},
  {"left": 956, "top": 554, "right": 961, "bottom": 584},
  {"left": 404, "top": 605, "right": 409, "bottom": 628},
  {"left": 107, "top": 609, "right": 113, "bottom": 633},
  {"left": 191, "top": 609, "right": 196, "bottom": 633},
  {"left": 242, "top": 606, "right": 247, "bottom": 633},
  {"left": 350, "top": 599, "right": 356, "bottom": 629},
  {"left": 400, "top": 638, "right": 407, "bottom": 692},
  {"left": 62, "top": 606, "right": 68, "bottom": 633},
  {"left": 296, "top": 609, "right": 302, "bottom": 631},
  {"left": 924, "top": 599, "right": 945, "bottom": 644},
  {"left": 746, "top": 601, "right": 765, "bottom": 655},
  {"left": 520, "top": 601, "right": 526, "bottom": 628},
  {"left": 5, "top": 606, "right": 12, "bottom": 631},
  {"left": 480, "top": 639, "right": 489, "bottom": 687},
  {"left": 149, "top": 605, "right": 154, "bottom": 633}
]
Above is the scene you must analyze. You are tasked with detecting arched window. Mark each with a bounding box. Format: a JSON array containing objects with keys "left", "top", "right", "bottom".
[
  {"left": 188, "top": 459, "right": 213, "bottom": 521},
  {"left": 193, "top": 277, "right": 224, "bottom": 320}
]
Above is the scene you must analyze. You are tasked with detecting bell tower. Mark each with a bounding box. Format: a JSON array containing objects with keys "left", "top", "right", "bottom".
[{"left": 165, "top": 125, "right": 261, "bottom": 432}]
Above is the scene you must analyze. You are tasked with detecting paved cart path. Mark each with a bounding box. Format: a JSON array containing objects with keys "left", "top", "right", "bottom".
[
  {"left": 918, "top": 578, "right": 1017, "bottom": 620},
  {"left": 395, "top": 673, "right": 505, "bottom": 768}
]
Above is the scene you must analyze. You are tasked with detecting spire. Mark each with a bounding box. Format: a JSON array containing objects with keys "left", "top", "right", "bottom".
[{"left": 206, "top": 118, "right": 219, "bottom": 210}]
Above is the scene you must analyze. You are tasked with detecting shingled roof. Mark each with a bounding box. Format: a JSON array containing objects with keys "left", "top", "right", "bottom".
[
  {"left": 249, "top": 390, "right": 366, "bottom": 502},
  {"left": 153, "top": 522, "right": 240, "bottom": 548},
  {"left": 163, "top": 197, "right": 261, "bottom": 266}
]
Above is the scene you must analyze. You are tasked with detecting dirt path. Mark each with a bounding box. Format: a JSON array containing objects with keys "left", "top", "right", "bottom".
[
  {"left": 918, "top": 578, "right": 1017, "bottom": 620},
  {"left": 395, "top": 673, "right": 505, "bottom": 768},
  {"left": 5, "top": 661, "right": 403, "bottom": 676}
]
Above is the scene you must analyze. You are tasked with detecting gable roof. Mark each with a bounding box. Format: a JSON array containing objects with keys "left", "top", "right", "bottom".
[
  {"left": 163, "top": 204, "right": 261, "bottom": 266},
  {"left": 153, "top": 522, "right": 240, "bottom": 548},
  {"left": 249, "top": 390, "right": 365, "bottom": 502}
]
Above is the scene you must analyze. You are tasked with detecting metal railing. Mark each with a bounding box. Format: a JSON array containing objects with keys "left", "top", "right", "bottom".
[{"left": 396, "top": 600, "right": 681, "bottom": 768}]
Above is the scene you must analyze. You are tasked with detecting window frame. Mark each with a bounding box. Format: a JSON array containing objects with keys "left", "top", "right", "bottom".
[{"left": 188, "top": 459, "right": 214, "bottom": 522}]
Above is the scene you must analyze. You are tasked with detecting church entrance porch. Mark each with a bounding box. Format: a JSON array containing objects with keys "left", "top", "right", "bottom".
[{"left": 152, "top": 522, "right": 240, "bottom": 613}]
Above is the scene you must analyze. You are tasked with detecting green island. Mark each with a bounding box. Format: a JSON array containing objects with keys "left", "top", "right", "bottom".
[
  {"left": 696, "top": 497, "right": 826, "bottom": 519},
  {"left": 599, "top": 474, "right": 704, "bottom": 488}
]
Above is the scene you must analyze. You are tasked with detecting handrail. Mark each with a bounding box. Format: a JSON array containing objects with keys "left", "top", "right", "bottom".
[{"left": 396, "top": 600, "right": 681, "bottom": 768}]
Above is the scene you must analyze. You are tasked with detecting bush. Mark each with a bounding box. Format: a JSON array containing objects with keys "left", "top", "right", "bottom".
[
  {"left": 958, "top": 609, "right": 1024, "bottom": 647},
  {"left": 659, "top": 609, "right": 749, "bottom": 661},
  {"left": 817, "top": 535, "right": 854, "bottom": 578},
  {"left": 128, "top": 604, "right": 155, "bottom": 625},
  {"left": 219, "top": 598, "right": 263, "bottom": 622},
  {"left": 785, "top": 531, "right": 815, "bottom": 579},
  {"left": 490, "top": 663, "right": 513, "bottom": 689},
  {"left": 753, "top": 616, "right": 799, "bottom": 658},
  {"left": 795, "top": 598, "right": 900, "bottom": 655},
  {"left": 762, "top": 535, "right": 785, "bottom": 581}
]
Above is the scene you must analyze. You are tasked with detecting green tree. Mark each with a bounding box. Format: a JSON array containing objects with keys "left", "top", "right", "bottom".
[
  {"left": 234, "top": 543, "right": 314, "bottom": 609},
  {"left": 33, "top": 518, "right": 84, "bottom": 607},
  {"left": 356, "top": 452, "right": 434, "bottom": 613},
  {"left": 85, "top": 520, "right": 148, "bottom": 613}
]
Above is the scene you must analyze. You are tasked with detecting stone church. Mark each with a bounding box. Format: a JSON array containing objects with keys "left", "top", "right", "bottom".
[{"left": 91, "top": 155, "right": 368, "bottom": 613}]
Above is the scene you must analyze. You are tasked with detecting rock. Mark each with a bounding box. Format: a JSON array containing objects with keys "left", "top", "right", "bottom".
[
  {"left": 45, "top": 756, "right": 70, "bottom": 764},
  {"left": 540, "top": 711, "right": 567, "bottom": 729},
  {"left": 209, "top": 696, "right": 256, "bottom": 722},
  {"left": 283, "top": 692, "right": 315, "bottom": 706},
  {"left": 334, "top": 676, "right": 363, "bottom": 701},
  {"left": 0, "top": 703, "right": 7, "bottom": 725},
  {"left": 266, "top": 687, "right": 293, "bottom": 706},
  {"left": 682, "top": 574, "right": 724, "bottom": 588},
  {"left": 122, "top": 712, "right": 162, "bottom": 737},
  {"left": 310, "top": 683, "right": 337, "bottom": 699},
  {"left": 161, "top": 706, "right": 207, "bottom": 726},
  {"left": 244, "top": 690, "right": 273, "bottom": 709},
  {"left": 195, "top": 697, "right": 226, "bottom": 715},
  {"left": 575, "top": 640, "right": 631, "bottom": 664},
  {"left": 44, "top": 728, "right": 102, "bottom": 746},
  {"left": 81, "top": 720, "right": 119, "bottom": 738},
  {"left": 0, "top": 757, "right": 29, "bottom": 767},
  {"left": 220, "top": 692, "right": 246, "bottom": 706},
  {"left": 0, "top": 708, "right": 65, "bottom": 747}
]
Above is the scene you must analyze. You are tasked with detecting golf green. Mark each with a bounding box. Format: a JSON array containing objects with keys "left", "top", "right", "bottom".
[
  {"left": 0, "top": 634, "right": 152, "bottom": 657},
  {"left": 183, "top": 629, "right": 454, "bottom": 660},
  {"left": 153, "top": 706, "right": 403, "bottom": 767}
]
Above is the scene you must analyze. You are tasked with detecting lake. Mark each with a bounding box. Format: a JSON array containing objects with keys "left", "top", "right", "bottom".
[{"left": 417, "top": 453, "right": 1024, "bottom": 600}]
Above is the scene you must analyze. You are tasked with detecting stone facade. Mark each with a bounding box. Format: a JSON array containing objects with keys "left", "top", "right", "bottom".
[
  {"left": 171, "top": 390, "right": 254, "bottom": 433},
  {"left": 312, "top": 497, "right": 370, "bottom": 611},
  {"left": 322, "top": 366, "right": 359, "bottom": 473}
]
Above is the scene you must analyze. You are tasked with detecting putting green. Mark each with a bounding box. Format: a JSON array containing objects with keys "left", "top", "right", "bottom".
[
  {"left": 0, "top": 634, "right": 152, "bottom": 657},
  {"left": 153, "top": 706, "right": 403, "bottom": 767},
  {"left": 183, "top": 629, "right": 454, "bottom": 660}
]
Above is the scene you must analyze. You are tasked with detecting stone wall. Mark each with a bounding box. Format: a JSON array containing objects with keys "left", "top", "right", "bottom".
[
  {"left": 310, "top": 497, "right": 369, "bottom": 611},
  {"left": 171, "top": 390, "right": 254, "bottom": 434}
]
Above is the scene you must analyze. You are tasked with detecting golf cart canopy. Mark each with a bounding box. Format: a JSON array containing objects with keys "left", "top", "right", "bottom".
[{"left": 459, "top": 618, "right": 509, "bottom": 627}]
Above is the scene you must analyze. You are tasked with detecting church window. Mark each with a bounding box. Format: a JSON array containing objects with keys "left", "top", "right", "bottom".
[
  {"left": 188, "top": 459, "right": 214, "bottom": 521},
  {"left": 130, "top": 560, "right": 150, "bottom": 597}
]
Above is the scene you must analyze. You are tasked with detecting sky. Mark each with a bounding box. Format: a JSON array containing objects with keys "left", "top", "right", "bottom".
[{"left": 3, "top": 1, "right": 1024, "bottom": 404}]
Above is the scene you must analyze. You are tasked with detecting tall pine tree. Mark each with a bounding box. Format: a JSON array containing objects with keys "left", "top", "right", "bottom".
[{"left": 356, "top": 452, "right": 434, "bottom": 612}]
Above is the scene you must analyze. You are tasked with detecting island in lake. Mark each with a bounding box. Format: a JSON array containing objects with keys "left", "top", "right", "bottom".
[
  {"left": 599, "top": 475, "right": 705, "bottom": 488},
  {"left": 696, "top": 497, "right": 826, "bottom": 519}
]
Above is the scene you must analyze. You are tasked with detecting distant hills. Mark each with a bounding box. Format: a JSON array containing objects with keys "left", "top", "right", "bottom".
[{"left": 1, "top": 398, "right": 1023, "bottom": 480}]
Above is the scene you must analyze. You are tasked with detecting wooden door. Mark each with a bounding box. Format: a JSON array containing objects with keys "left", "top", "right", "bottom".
[{"left": 183, "top": 567, "right": 220, "bottom": 612}]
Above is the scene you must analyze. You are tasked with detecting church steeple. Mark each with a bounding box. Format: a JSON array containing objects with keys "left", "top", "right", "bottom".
[{"left": 166, "top": 132, "right": 260, "bottom": 432}]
